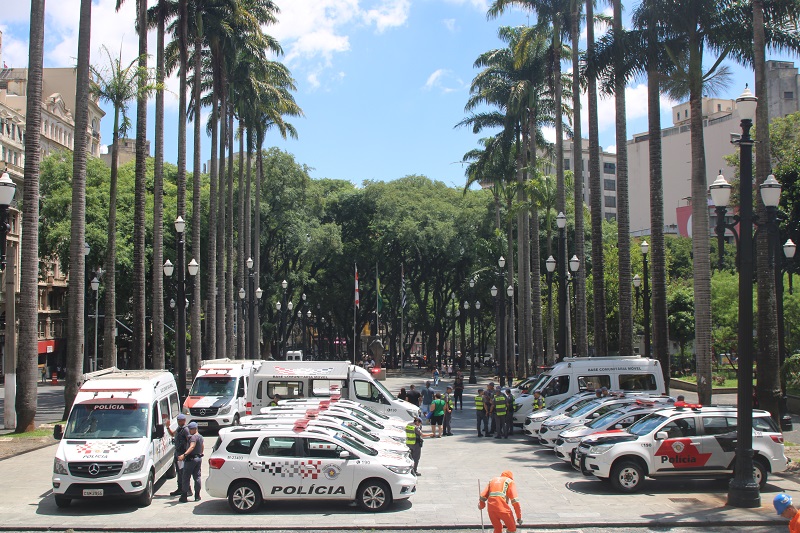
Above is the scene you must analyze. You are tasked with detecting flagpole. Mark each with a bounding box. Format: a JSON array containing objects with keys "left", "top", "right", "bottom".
[
  {"left": 401, "top": 264, "right": 405, "bottom": 369},
  {"left": 354, "top": 263, "right": 358, "bottom": 364}
]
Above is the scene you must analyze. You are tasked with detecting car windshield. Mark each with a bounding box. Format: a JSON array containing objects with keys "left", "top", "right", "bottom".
[
  {"left": 65, "top": 402, "right": 149, "bottom": 439},
  {"left": 565, "top": 397, "right": 596, "bottom": 413},
  {"left": 335, "top": 433, "right": 378, "bottom": 456},
  {"left": 587, "top": 408, "right": 626, "bottom": 429},
  {"left": 527, "top": 374, "right": 550, "bottom": 393},
  {"left": 341, "top": 421, "right": 379, "bottom": 442},
  {"left": 190, "top": 376, "right": 236, "bottom": 397},
  {"left": 627, "top": 413, "right": 668, "bottom": 436},
  {"left": 354, "top": 403, "right": 390, "bottom": 420},
  {"left": 371, "top": 379, "right": 395, "bottom": 401},
  {"left": 569, "top": 400, "right": 604, "bottom": 418},
  {"left": 333, "top": 408, "right": 384, "bottom": 430}
]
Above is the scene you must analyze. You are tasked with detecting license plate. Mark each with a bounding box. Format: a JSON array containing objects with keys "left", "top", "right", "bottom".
[
  {"left": 196, "top": 421, "right": 208, "bottom": 426},
  {"left": 82, "top": 489, "right": 103, "bottom": 497}
]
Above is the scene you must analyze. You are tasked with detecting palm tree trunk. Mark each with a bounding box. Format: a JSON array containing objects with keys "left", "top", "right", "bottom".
[
  {"left": 546, "top": 213, "right": 555, "bottom": 363},
  {"left": 245, "top": 129, "right": 252, "bottom": 267},
  {"left": 505, "top": 196, "right": 516, "bottom": 376},
  {"left": 613, "top": 0, "right": 633, "bottom": 356},
  {"left": 191, "top": 31, "right": 202, "bottom": 375},
  {"left": 225, "top": 106, "right": 235, "bottom": 359},
  {"left": 152, "top": 0, "right": 166, "bottom": 370},
  {"left": 554, "top": 24, "right": 570, "bottom": 360},
  {"left": 571, "top": 1, "right": 588, "bottom": 357},
  {"left": 254, "top": 136, "right": 263, "bottom": 357},
  {"left": 217, "top": 86, "right": 227, "bottom": 358},
  {"left": 176, "top": 0, "right": 188, "bottom": 375},
  {"left": 237, "top": 123, "right": 245, "bottom": 359},
  {"left": 102, "top": 107, "right": 120, "bottom": 370},
  {"left": 587, "top": 0, "right": 607, "bottom": 357},
  {"left": 688, "top": 36, "right": 712, "bottom": 404},
  {"left": 132, "top": 0, "right": 148, "bottom": 369},
  {"left": 16, "top": 0, "right": 46, "bottom": 432},
  {"left": 515, "top": 127, "right": 526, "bottom": 377},
  {"left": 205, "top": 89, "right": 218, "bottom": 361},
  {"left": 753, "top": 0, "right": 780, "bottom": 423},
  {"left": 529, "top": 116, "right": 544, "bottom": 371},
  {"left": 64, "top": 0, "right": 92, "bottom": 419}
]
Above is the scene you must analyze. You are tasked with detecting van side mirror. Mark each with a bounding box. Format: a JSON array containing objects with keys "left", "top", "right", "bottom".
[
  {"left": 655, "top": 431, "right": 668, "bottom": 441},
  {"left": 339, "top": 450, "right": 351, "bottom": 459},
  {"left": 53, "top": 424, "right": 63, "bottom": 441},
  {"left": 153, "top": 424, "right": 165, "bottom": 440}
]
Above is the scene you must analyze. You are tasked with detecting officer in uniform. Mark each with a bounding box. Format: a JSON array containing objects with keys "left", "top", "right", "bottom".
[
  {"left": 493, "top": 388, "right": 508, "bottom": 439},
  {"left": 178, "top": 421, "right": 205, "bottom": 502},
  {"left": 479, "top": 470, "right": 523, "bottom": 533},
  {"left": 484, "top": 382, "right": 496, "bottom": 436},
  {"left": 532, "top": 390, "right": 546, "bottom": 411},
  {"left": 166, "top": 413, "right": 190, "bottom": 497},
  {"left": 405, "top": 417, "right": 424, "bottom": 476},
  {"left": 475, "top": 388, "right": 488, "bottom": 437},
  {"left": 443, "top": 385, "right": 455, "bottom": 436},
  {"left": 504, "top": 388, "right": 515, "bottom": 436}
]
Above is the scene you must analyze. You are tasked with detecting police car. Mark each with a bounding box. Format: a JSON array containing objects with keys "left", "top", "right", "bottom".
[
  {"left": 248, "top": 406, "right": 407, "bottom": 443},
  {"left": 279, "top": 397, "right": 408, "bottom": 429},
  {"left": 553, "top": 401, "right": 667, "bottom": 462},
  {"left": 206, "top": 421, "right": 416, "bottom": 513},
  {"left": 523, "top": 392, "right": 598, "bottom": 438},
  {"left": 573, "top": 404, "right": 788, "bottom": 492}
]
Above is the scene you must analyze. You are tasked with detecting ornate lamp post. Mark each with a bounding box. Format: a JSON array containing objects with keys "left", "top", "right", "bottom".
[
  {"left": 496, "top": 256, "right": 508, "bottom": 385},
  {"left": 91, "top": 276, "right": 100, "bottom": 372},
  {"left": 556, "top": 211, "right": 568, "bottom": 360},
  {"left": 640, "top": 241, "right": 651, "bottom": 358},
  {"left": 465, "top": 300, "right": 475, "bottom": 384},
  {"left": 506, "top": 284, "right": 514, "bottom": 371}
]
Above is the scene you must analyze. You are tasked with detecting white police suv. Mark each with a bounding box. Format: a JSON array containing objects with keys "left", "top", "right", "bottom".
[
  {"left": 573, "top": 403, "right": 788, "bottom": 492},
  {"left": 206, "top": 420, "right": 416, "bottom": 513},
  {"left": 523, "top": 392, "right": 598, "bottom": 438}
]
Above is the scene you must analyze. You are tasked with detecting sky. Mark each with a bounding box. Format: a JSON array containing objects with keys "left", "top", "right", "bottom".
[{"left": 1, "top": 0, "right": 798, "bottom": 188}]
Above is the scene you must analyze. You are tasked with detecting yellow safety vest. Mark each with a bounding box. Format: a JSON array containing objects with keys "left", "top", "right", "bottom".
[
  {"left": 495, "top": 394, "right": 507, "bottom": 416},
  {"left": 405, "top": 424, "right": 417, "bottom": 445},
  {"left": 475, "top": 395, "right": 484, "bottom": 410}
]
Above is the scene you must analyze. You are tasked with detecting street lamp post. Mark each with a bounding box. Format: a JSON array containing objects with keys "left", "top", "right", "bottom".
[
  {"left": 506, "top": 284, "right": 514, "bottom": 373},
  {"left": 465, "top": 300, "right": 475, "bottom": 384},
  {"left": 711, "top": 86, "right": 760, "bottom": 509},
  {"left": 641, "top": 241, "right": 651, "bottom": 359},
  {"left": 497, "top": 256, "right": 507, "bottom": 386},
  {"left": 91, "top": 276, "right": 100, "bottom": 372},
  {"left": 546, "top": 255, "right": 556, "bottom": 360},
  {"left": 301, "top": 293, "right": 307, "bottom": 355},
  {"left": 0, "top": 170, "right": 16, "bottom": 430},
  {"left": 556, "top": 212, "right": 567, "bottom": 359}
]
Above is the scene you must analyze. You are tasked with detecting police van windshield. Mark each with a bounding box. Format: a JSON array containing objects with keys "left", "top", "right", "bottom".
[
  {"left": 525, "top": 374, "right": 549, "bottom": 392},
  {"left": 627, "top": 413, "right": 668, "bottom": 436},
  {"left": 190, "top": 376, "right": 236, "bottom": 397},
  {"left": 335, "top": 434, "right": 378, "bottom": 456},
  {"left": 371, "top": 379, "right": 395, "bottom": 401},
  {"left": 65, "top": 402, "right": 149, "bottom": 439}
]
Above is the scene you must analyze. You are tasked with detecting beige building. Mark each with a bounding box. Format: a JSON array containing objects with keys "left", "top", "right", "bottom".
[
  {"left": 558, "top": 139, "right": 619, "bottom": 222},
  {"left": 101, "top": 137, "right": 149, "bottom": 167}
]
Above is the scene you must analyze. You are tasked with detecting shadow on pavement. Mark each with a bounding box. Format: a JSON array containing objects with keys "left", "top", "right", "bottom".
[
  {"left": 190, "top": 496, "right": 414, "bottom": 516},
  {"left": 35, "top": 476, "right": 168, "bottom": 516}
]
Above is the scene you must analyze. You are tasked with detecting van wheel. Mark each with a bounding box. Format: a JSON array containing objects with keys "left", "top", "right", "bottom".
[
  {"left": 357, "top": 480, "right": 391, "bottom": 512},
  {"left": 228, "top": 480, "right": 262, "bottom": 513},
  {"left": 753, "top": 458, "right": 768, "bottom": 489},
  {"left": 233, "top": 414, "right": 240, "bottom": 427},
  {"left": 54, "top": 495, "right": 70, "bottom": 508},
  {"left": 137, "top": 472, "right": 154, "bottom": 507},
  {"left": 610, "top": 460, "right": 644, "bottom": 493}
]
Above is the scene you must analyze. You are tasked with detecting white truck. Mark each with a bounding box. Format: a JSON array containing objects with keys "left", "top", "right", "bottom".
[
  {"left": 248, "top": 361, "right": 420, "bottom": 422},
  {"left": 183, "top": 359, "right": 262, "bottom": 430}
]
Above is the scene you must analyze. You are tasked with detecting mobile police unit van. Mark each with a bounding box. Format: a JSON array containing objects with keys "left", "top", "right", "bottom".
[
  {"left": 183, "top": 359, "right": 262, "bottom": 430},
  {"left": 51, "top": 369, "right": 179, "bottom": 508},
  {"left": 513, "top": 356, "right": 666, "bottom": 426},
  {"left": 206, "top": 421, "right": 416, "bottom": 513},
  {"left": 248, "top": 361, "right": 420, "bottom": 421}
]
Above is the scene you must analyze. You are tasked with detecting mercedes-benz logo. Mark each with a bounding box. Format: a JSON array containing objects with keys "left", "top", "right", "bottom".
[
  {"left": 88, "top": 463, "right": 100, "bottom": 476},
  {"left": 199, "top": 409, "right": 206, "bottom": 416}
]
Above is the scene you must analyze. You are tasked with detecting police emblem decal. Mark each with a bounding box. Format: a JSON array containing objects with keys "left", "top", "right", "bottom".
[
  {"left": 671, "top": 441, "right": 685, "bottom": 454},
  {"left": 323, "top": 464, "right": 341, "bottom": 480}
]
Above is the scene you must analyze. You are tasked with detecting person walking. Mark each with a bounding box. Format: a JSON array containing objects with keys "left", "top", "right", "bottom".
[
  {"left": 178, "top": 421, "right": 204, "bottom": 502},
  {"left": 476, "top": 388, "right": 488, "bottom": 437},
  {"left": 398, "top": 387, "right": 407, "bottom": 402},
  {"left": 453, "top": 371, "right": 464, "bottom": 410},
  {"left": 406, "top": 384, "right": 421, "bottom": 409},
  {"left": 430, "top": 393, "right": 446, "bottom": 438},
  {"left": 478, "top": 470, "right": 523, "bottom": 533},
  {"left": 405, "top": 417, "right": 424, "bottom": 476},
  {"left": 504, "top": 388, "right": 515, "bottom": 436},
  {"left": 433, "top": 367, "right": 440, "bottom": 386},
  {"left": 442, "top": 386, "right": 454, "bottom": 436},
  {"left": 421, "top": 381, "right": 435, "bottom": 419},
  {"left": 494, "top": 388, "right": 508, "bottom": 439},
  {"left": 166, "top": 413, "right": 190, "bottom": 497},
  {"left": 775, "top": 494, "right": 800, "bottom": 533}
]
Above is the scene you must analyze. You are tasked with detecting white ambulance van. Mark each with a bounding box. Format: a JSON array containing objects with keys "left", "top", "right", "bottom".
[
  {"left": 52, "top": 369, "right": 179, "bottom": 508},
  {"left": 249, "top": 361, "right": 420, "bottom": 422},
  {"left": 183, "top": 359, "right": 262, "bottom": 430},
  {"left": 513, "top": 356, "right": 666, "bottom": 425}
]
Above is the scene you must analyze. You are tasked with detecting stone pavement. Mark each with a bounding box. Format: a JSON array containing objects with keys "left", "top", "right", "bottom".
[{"left": 0, "top": 367, "right": 796, "bottom": 530}]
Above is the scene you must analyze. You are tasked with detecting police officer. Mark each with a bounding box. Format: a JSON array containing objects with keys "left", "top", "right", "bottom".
[
  {"left": 178, "top": 421, "right": 204, "bottom": 502},
  {"left": 443, "top": 386, "right": 454, "bottom": 436},
  {"left": 475, "top": 388, "right": 488, "bottom": 437},
  {"left": 532, "top": 390, "right": 546, "bottom": 411},
  {"left": 405, "top": 417, "right": 424, "bottom": 476},
  {"left": 166, "top": 413, "right": 190, "bottom": 497},
  {"left": 494, "top": 388, "right": 508, "bottom": 439},
  {"left": 268, "top": 393, "right": 281, "bottom": 407},
  {"left": 484, "top": 382, "right": 496, "bottom": 436},
  {"left": 504, "top": 388, "right": 515, "bottom": 436}
]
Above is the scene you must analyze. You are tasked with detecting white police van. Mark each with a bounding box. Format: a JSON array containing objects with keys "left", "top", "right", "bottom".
[
  {"left": 184, "top": 359, "right": 262, "bottom": 430},
  {"left": 206, "top": 421, "right": 416, "bottom": 513},
  {"left": 51, "top": 369, "right": 178, "bottom": 508}
]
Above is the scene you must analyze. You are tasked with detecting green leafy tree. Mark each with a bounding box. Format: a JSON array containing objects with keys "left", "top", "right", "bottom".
[{"left": 668, "top": 285, "right": 695, "bottom": 375}]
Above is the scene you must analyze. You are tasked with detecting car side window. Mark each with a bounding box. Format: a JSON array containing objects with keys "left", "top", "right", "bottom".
[
  {"left": 169, "top": 393, "right": 180, "bottom": 418},
  {"left": 661, "top": 417, "right": 697, "bottom": 438},
  {"left": 237, "top": 378, "right": 245, "bottom": 398},
  {"left": 354, "top": 380, "right": 381, "bottom": 402},
  {"left": 159, "top": 398, "right": 170, "bottom": 424},
  {"left": 226, "top": 438, "right": 257, "bottom": 455},
  {"left": 702, "top": 416, "right": 734, "bottom": 436},
  {"left": 303, "top": 438, "right": 344, "bottom": 459},
  {"left": 257, "top": 436, "right": 297, "bottom": 457},
  {"left": 578, "top": 375, "right": 610, "bottom": 391}
]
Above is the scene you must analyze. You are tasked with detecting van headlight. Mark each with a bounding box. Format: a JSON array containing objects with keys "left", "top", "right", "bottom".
[
  {"left": 218, "top": 405, "right": 232, "bottom": 415},
  {"left": 54, "top": 457, "right": 68, "bottom": 474},
  {"left": 182, "top": 406, "right": 190, "bottom": 415},
  {"left": 384, "top": 465, "right": 413, "bottom": 475},
  {"left": 588, "top": 444, "right": 614, "bottom": 455},
  {"left": 123, "top": 455, "right": 146, "bottom": 474}
]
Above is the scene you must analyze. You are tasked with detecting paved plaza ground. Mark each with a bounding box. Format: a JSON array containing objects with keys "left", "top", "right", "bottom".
[{"left": 0, "top": 368, "right": 798, "bottom": 531}]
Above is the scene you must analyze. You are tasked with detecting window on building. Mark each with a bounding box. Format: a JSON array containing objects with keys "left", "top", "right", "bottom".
[
  {"left": 717, "top": 104, "right": 722, "bottom": 112},
  {"left": 605, "top": 213, "right": 616, "bottom": 222},
  {"left": 684, "top": 110, "right": 688, "bottom": 118},
  {"left": 785, "top": 91, "right": 795, "bottom": 100},
  {"left": 603, "top": 162, "right": 616, "bottom": 175},
  {"left": 604, "top": 196, "right": 617, "bottom": 208},
  {"left": 564, "top": 158, "right": 570, "bottom": 171},
  {"left": 604, "top": 179, "right": 616, "bottom": 191},
  {"left": 676, "top": 112, "right": 680, "bottom": 121}
]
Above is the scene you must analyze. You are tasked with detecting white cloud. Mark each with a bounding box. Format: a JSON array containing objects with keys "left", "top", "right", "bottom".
[
  {"left": 443, "top": 18, "right": 457, "bottom": 32},
  {"left": 606, "top": 144, "right": 617, "bottom": 154},
  {"left": 363, "top": 0, "right": 410, "bottom": 33},
  {"left": 542, "top": 126, "right": 556, "bottom": 144},
  {"left": 0, "top": 26, "right": 29, "bottom": 69},
  {"left": 423, "top": 68, "right": 464, "bottom": 93}
]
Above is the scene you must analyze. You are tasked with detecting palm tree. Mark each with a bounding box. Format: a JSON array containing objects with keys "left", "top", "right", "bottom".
[
  {"left": 64, "top": 0, "right": 93, "bottom": 418},
  {"left": 90, "top": 46, "right": 156, "bottom": 371},
  {"left": 16, "top": 0, "right": 46, "bottom": 432},
  {"left": 190, "top": 1, "right": 205, "bottom": 374},
  {"left": 529, "top": 172, "right": 558, "bottom": 362}
]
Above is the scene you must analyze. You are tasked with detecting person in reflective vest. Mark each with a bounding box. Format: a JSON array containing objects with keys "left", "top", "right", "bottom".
[
  {"left": 532, "top": 390, "right": 546, "bottom": 411},
  {"left": 405, "top": 417, "right": 424, "bottom": 476},
  {"left": 475, "top": 388, "right": 488, "bottom": 437},
  {"left": 494, "top": 390, "right": 508, "bottom": 439},
  {"left": 479, "top": 470, "right": 523, "bottom": 533}
]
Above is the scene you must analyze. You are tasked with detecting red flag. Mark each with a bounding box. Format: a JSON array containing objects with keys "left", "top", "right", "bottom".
[{"left": 355, "top": 264, "right": 360, "bottom": 308}]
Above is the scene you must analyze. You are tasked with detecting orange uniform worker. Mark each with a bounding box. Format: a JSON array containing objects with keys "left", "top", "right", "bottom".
[{"left": 478, "top": 470, "right": 522, "bottom": 533}]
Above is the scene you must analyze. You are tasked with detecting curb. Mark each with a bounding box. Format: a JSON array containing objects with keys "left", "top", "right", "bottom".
[{"left": 0, "top": 439, "right": 57, "bottom": 462}]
